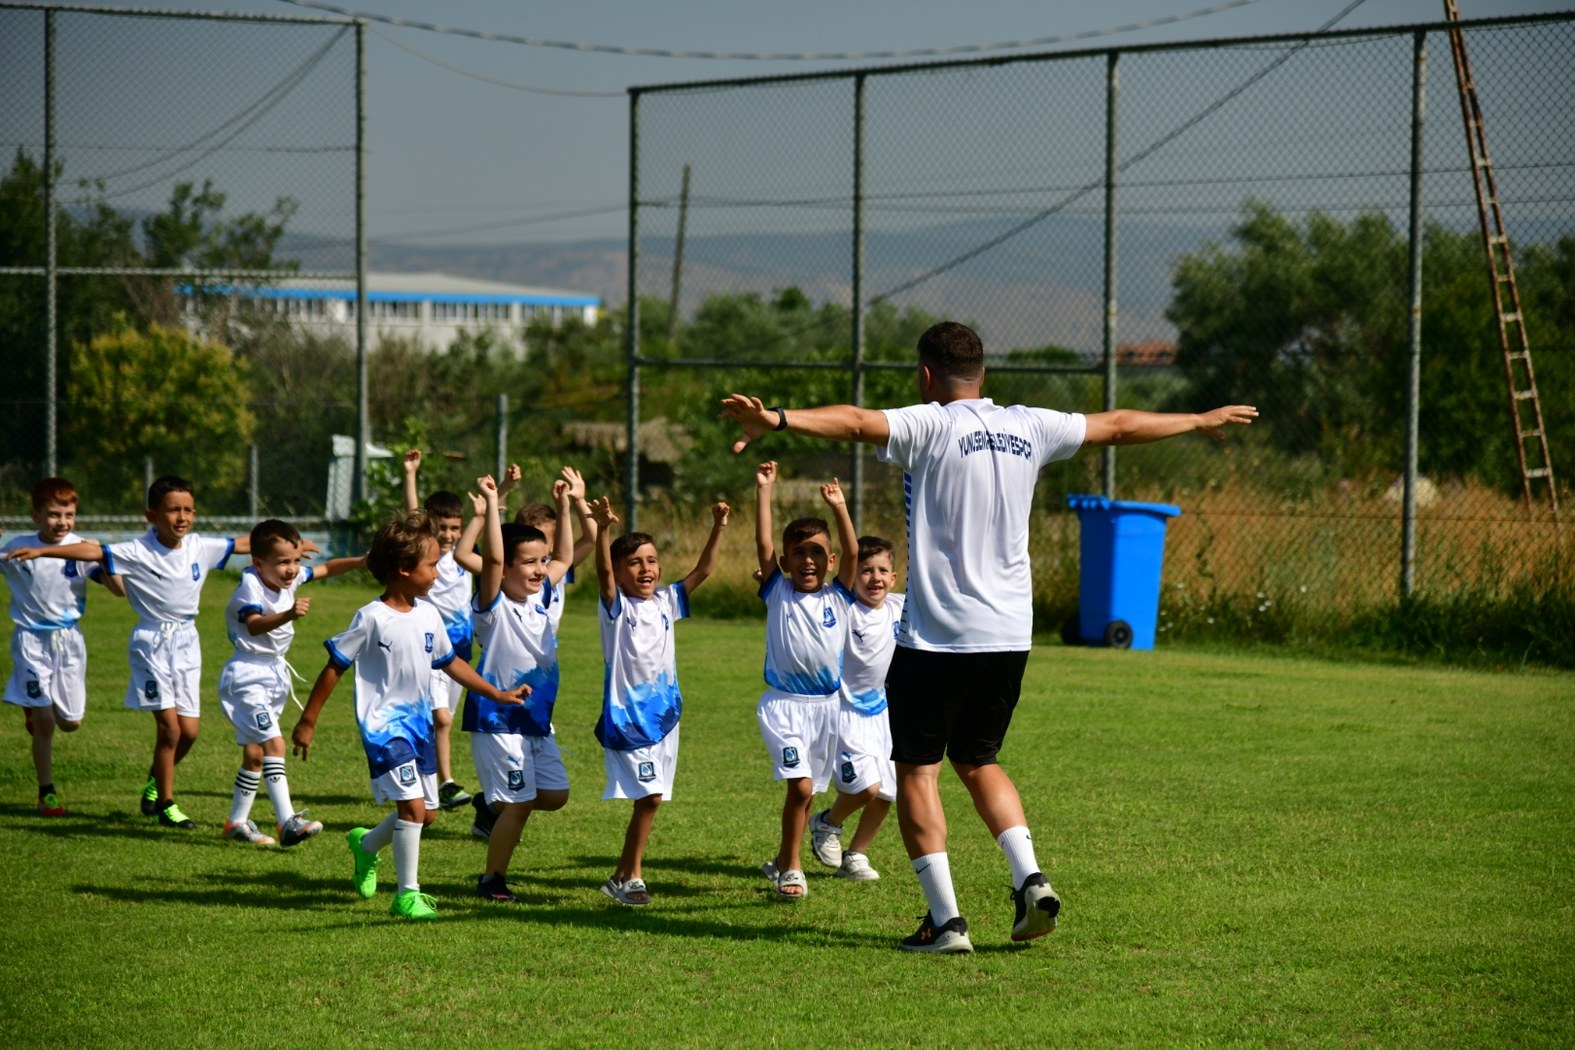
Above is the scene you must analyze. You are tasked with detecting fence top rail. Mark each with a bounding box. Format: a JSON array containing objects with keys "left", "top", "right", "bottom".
[
  {"left": 0, "top": 1, "right": 354, "bottom": 25},
  {"left": 629, "top": 11, "right": 1575, "bottom": 96}
]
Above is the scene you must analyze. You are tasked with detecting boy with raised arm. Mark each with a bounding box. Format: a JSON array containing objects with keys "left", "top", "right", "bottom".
[
  {"left": 753, "top": 462, "right": 856, "bottom": 901},
  {"left": 589, "top": 495, "right": 729, "bottom": 907},
  {"left": 290, "top": 512, "right": 527, "bottom": 920}
]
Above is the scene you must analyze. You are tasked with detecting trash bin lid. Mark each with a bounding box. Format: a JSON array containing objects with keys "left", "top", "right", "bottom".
[{"left": 1066, "top": 493, "right": 1182, "bottom": 518}]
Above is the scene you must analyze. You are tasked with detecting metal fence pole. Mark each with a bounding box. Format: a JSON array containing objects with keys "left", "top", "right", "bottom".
[
  {"left": 249, "top": 443, "right": 259, "bottom": 520},
  {"left": 352, "top": 19, "right": 369, "bottom": 508},
  {"left": 850, "top": 73, "right": 867, "bottom": 525},
  {"left": 626, "top": 90, "right": 643, "bottom": 529},
  {"left": 44, "top": 8, "right": 57, "bottom": 477},
  {"left": 1402, "top": 30, "right": 1428, "bottom": 598},
  {"left": 1101, "top": 51, "right": 1120, "bottom": 498},
  {"left": 495, "top": 393, "right": 508, "bottom": 482}
]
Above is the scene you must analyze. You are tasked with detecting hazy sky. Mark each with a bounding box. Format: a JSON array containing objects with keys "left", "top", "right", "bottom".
[{"left": 15, "top": 0, "right": 1571, "bottom": 245}]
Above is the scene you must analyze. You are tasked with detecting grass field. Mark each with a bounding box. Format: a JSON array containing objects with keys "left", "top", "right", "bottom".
[{"left": 1, "top": 571, "right": 1571, "bottom": 1048}]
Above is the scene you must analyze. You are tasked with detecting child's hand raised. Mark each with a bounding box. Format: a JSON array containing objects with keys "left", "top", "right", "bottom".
[
  {"left": 560, "top": 465, "right": 587, "bottom": 503},
  {"left": 477, "top": 474, "right": 498, "bottom": 497},
  {"left": 712, "top": 502, "right": 731, "bottom": 527},
  {"left": 821, "top": 477, "right": 845, "bottom": 508},
  {"left": 587, "top": 497, "right": 619, "bottom": 529},
  {"left": 402, "top": 449, "right": 422, "bottom": 474},
  {"left": 498, "top": 463, "right": 522, "bottom": 496},
  {"left": 756, "top": 460, "right": 778, "bottom": 488}
]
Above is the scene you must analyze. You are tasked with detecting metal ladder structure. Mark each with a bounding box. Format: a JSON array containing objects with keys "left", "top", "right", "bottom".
[{"left": 1442, "top": 1, "right": 1560, "bottom": 522}]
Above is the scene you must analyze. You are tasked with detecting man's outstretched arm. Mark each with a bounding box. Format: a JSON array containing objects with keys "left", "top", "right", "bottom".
[
  {"left": 1081, "top": 406, "right": 1258, "bottom": 448},
  {"left": 718, "top": 395, "right": 889, "bottom": 455}
]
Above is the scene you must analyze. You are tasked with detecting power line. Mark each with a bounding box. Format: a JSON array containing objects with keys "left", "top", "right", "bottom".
[
  {"left": 280, "top": 0, "right": 1264, "bottom": 61},
  {"left": 366, "top": 26, "right": 622, "bottom": 97}
]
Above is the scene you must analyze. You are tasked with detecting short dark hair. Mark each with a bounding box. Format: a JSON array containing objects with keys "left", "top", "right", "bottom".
[
  {"left": 366, "top": 511, "right": 436, "bottom": 583},
  {"left": 782, "top": 517, "right": 830, "bottom": 548},
  {"left": 424, "top": 490, "right": 464, "bottom": 520},
  {"left": 515, "top": 502, "right": 557, "bottom": 527},
  {"left": 31, "top": 477, "right": 78, "bottom": 510},
  {"left": 250, "top": 518, "right": 301, "bottom": 554},
  {"left": 500, "top": 523, "right": 547, "bottom": 565},
  {"left": 147, "top": 474, "right": 194, "bottom": 509},
  {"left": 610, "top": 531, "right": 656, "bottom": 564},
  {"left": 857, "top": 535, "right": 894, "bottom": 563},
  {"left": 917, "top": 321, "right": 984, "bottom": 382}
]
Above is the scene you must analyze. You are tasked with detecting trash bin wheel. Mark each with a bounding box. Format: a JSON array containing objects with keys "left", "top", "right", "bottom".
[
  {"left": 1103, "top": 620, "right": 1133, "bottom": 649},
  {"left": 1060, "top": 616, "right": 1081, "bottom": 646}
]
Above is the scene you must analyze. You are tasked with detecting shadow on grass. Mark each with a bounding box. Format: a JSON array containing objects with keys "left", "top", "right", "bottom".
[{"left": 68, "top": 868, "right": 353, "bottom": 910}]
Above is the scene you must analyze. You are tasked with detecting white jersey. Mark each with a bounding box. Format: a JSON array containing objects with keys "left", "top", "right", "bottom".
[
  {"left": 596, "top": 583, "right": 689, "bottom": 751},
  {"left": 881, "top": 399, "right": 1086, "bottom": 652},
  {"left": 2, "top": 531, "right": 101, "bottom": 630},
  {"left": 325, "top": 598, "right": 454, "bottom": 777},
  {"left": 224, "top": 565, "right": 316, "bottom": 660},
  {"left": 103, "top": 528, "right": 234, "bottom": 627},
  {"left": 758, "top": 569, "right": 852, "bottom": 698},
  {"left": 840, "top": 593, "right": 904, "bottom": 715},
  {"left": 420, "top": 548, "right": 474, "bottom": 654},
  {"left": 466, "top": 581, "right": 559, "bottom": 737}
]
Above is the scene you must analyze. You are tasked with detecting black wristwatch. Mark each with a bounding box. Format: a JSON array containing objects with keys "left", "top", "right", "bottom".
[{"left": 770, "top": 405, "right": 789, "bottom": 432}]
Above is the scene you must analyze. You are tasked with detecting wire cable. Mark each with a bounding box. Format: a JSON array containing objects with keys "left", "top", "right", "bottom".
[{"left": 366, "top": 25, "right": 623, "bottom": 97}]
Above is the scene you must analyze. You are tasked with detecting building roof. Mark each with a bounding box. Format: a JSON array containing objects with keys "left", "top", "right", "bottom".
[{"left": 240, "top": 271, "right": 600, "bottom": 307}]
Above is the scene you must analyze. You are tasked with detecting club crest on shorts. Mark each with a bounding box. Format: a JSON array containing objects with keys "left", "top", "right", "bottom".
[
  {"left": 397, "top": 764, "right": 417, "bottom": 786},
  {"left": 637, "top": 760, "right": 656, "bottom": 782},
  {"left": 841, "top": 761, "right": 856, "bottom": 783},
  {"left": 822, "top": 607, "right": 837, "bottom": 629},
  {"left": 782, "top": 746, "right": 801, "bottom": 768},
  {"left": 507, "top": 769, "right": 525, "bottom": 790},
  {"left": 423, "top": 632, "right": 435, "bottom": 654},
  {"left": 26, "top": 680, "right": 42, "bottom": 699},
  {"left": 144, "top": 679, "right": 159, "bottom": 700},
  {"left": 254, "top": 711, "right": 272, "bottom": 730}
]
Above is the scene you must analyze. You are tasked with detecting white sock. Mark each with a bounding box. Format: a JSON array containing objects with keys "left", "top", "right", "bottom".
[
  {"left": 912, "top": 852, "right": 960, "bottom": 925},
  {"left": 228, "top": 768, "right": 260, "bottom": 825},
  {"left": 392, "top": 819, "right": 423, "bottom": 894},
  {"left": 261, "top": 756, "right": 295, "bottom": 825},
  {"left": 997, "top": 825, "right": 1040, "bottom": 889},
  {"left": 360, "top": 811, "right": 400, "bottom": 853}
]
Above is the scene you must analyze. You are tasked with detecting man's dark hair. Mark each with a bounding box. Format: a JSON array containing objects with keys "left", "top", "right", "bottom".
[
  {"left": 857, "top": 535, "right": 894, "bottom": 563},
  {"left": 251, "top": 518, "right": 302, "bottom": 554},
  {"left": 424, "top": 490, "right": 464, "bottom": 520},
  {"left": 782, "top": 517, "right": 830, "bottom": 547},
  {"left": 917, "top": 321, "right": 984, "bottom": 382},
  {"left": 500, "top": 523, "right": 547, "bottom": 565},
  {"left": 147, "top": 474, "right": 194, "bottom": 509},
  {"left": 610, "top": 531, "right": 656, "bottom": 564}
]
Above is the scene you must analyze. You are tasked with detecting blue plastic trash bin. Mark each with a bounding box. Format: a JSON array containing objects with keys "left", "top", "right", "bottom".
[{"left": 1065, "top": 494, "right": 1181, "bottom": 650}]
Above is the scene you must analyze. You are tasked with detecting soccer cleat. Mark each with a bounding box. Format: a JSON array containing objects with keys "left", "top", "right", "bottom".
[
  {"left": 901, "top": 913, "right": 973, "bottom": 954},
  {"left": 139, "top": 777, "right": 159, "bottom": 817},
  {"left": 156, "top": 802, "right": 197, "bottom": 829},
  {"left": 223, "top": 819, "right": 277, "bottom": 846},
  {"left": 809, "top": 809, "right": 843, "bottom": 868},
  {"left": 1009, "top": 871, "right": 1061, "bottom": 942},
  {"left": 475, "top": 875, "right": 520, "bottom": 903},
  {"left": 37, "top": 791, "right": 66, "bottom": 817},
  {"left": 389, "top": 889, "right": 439, "bottom": 920},
  {"left": 277, "top": 812, "right": 324, "bottom": 848},
  {"left": 346, "top": 827, "right": 380, "bottom": 898},
  {"left": 470, "top": 793, "right": 496, "bottom": 840},
  {"left": 437, "top": 780, "right": 472, "bottom": 810},
  {"left": 836, "top": 851, "right": 880, "bottom": 881}
]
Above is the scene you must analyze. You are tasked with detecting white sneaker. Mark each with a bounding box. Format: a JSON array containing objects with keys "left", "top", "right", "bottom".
[
  {"left": 809, "top": 809, "right": 843, "bottom": 868},
  {"left": 836, "top": 851, "right": 880, "bottom": 881}
]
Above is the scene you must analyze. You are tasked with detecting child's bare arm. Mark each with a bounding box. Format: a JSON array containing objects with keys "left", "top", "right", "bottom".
[
  {"left": 683, "top": 502, "right": 731, "bottom": 595},
  {"left": 452, "top": 488, "right": 487, "bottom": 575},
  {"left": 822, "top": 477, "right": 859, "bottom": 591},
  {"left": 545, "top": 468, "right": 580, "bottom": 586},
  {"left": 290, "top": 661, "right": 343, "bottom": 760},
  {"left": 95, "top": 571, "right": 127, "bottom": 599},
  {"left": 402, "top": 449, "right": 422, "bottom": 513},
  {"left": 245, "top": 599, "right": 311, "bottom": 637},
  {"left": 755, "top": 460, "right": 778, "bottom": 579},
  {"left": 496, "top": 462, "right": 523, "bottom": 510},
  {"left": 307, "top": 554, "right": 367, "bottom": 581},
  {"left": 589, "top": 497, "right": 620, "bottom": 605},
  {"left": 442, "top": 656, "right": 530, "bottom": 705},
  {"left": 477, "top": 475, "right": 504, "bottom": 609},
  {"left": 4, "top": 541, "right": 104, "bottom": 563}
]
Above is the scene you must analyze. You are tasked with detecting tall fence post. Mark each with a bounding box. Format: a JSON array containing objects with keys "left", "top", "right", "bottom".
[
  {"left": 1101, "top": 51, "right": 1120, "bottom": 498},
  {"left": 249, "top": 443, "right": 259, "bottom": 520},
  {"left": 44, "top": 8, "right": 57, "bottom": 477},
  {"left": 1401, "top": 30, "right": 1428, "bottom": 599},
  {"left": 352, "top": 19, "right": 369, "bottom": 509},
  {"left": 850, "top": 73, "right": 867, "bottom": 525},
  {"left": 495, "top": 393, "right": 508, "bottom": 483},
  {"left": 626, "top": 90, "right": 643, "bottom": 529}
]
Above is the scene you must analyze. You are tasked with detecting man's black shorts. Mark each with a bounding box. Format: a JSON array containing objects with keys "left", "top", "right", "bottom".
[{"left": 886, "top": 646, "right": 1031, "bottom": 766}]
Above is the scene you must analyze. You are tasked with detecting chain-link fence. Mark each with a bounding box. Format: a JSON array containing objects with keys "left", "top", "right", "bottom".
[{"left": 626, "top": 13, "right": 1575, "bottom": 654}]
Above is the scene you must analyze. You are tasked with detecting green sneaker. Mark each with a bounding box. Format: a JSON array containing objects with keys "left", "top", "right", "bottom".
[
  {"left": 389, "top": 889, "right": 439, "bottom": 920},
  {"left": 156, "top": 802, "right": 197, "bottom": 829},
  {"left": 346, "top": 827, "right": 380, "bottom": 899},
  {"left": 139, "top": 777, "right": 158, "bottom": 817}
]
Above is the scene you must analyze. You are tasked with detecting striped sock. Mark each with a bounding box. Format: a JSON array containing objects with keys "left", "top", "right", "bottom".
[
  {"left": 261, "top": 756, "right": 295, "bottom": 825},
  {"left": 228, "top": 768, "right": 260, "bottom": 826}
]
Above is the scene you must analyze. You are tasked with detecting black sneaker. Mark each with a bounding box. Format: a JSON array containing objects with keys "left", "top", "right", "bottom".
[
  {"left": 437, "top": 780, "right": 472, "bottom": 810},
  {"left": 475, "top": 875, "right": 520, "bottom": 903},
  {"left": 470, "top": 793, "right": 496, "bottom": 840},
  {"left": 1010, "top": 872, "right": 1061, "bottom": 942},
  {"left": 901, "top": 913, "right": 973, "bottom": 954},
  {"left": 155, "top": 801, "right": 198, "bottom": 829}
]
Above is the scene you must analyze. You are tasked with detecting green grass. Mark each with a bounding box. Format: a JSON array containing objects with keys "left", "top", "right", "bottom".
[{"left": 1, "top": 573, "right": 1572, "bottom": 1048}]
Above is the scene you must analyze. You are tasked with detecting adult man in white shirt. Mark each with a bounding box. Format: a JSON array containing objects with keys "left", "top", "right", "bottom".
[{"left": 720, "top": 320, "right": 1257, "bottom": 953}]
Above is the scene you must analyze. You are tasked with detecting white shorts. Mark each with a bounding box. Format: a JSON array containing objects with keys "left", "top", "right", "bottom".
[
  {"left": 217, "top": 657, "right": 292, "bottom": 745},
  {"left": 5, "top": 627, "right": 88, "bottom": 722},
  {"left": 370, "top": 761, "right": 440, "bottom": 807},
  {"left": 602, "top": 724, "right": 680, "bottom": 801},
  {"left": 834, "top": 704, "right": 896, "bottom": 801},
  {"left": 124, "top": 622, "right": 202, "bottom": 717},
  {"left": 757, "top": 689, "right": 838, "bottom": 791},
  {"left": 472, "top": 730, "right": 569, "bottom": 805},
  {"left": 428, "top": 667, "right": 461, "bottom": 713}
]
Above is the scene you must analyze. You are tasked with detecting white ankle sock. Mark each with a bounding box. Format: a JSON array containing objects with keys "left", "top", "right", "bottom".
[
  {"left": 392, "top": 819, "right": 423, "bottom": 894},
  {"left": 262, "top": 756, "right": 295, "bottom": 825},
  {"left": 912, "top": 852, "right": 960, "bottom": 925},
  {"left": 360, "top": 811, "right": 400, "bottom": 853},
  {"left": 997, "top": 825, "right": 1040, "bottom": 889},
  {"left": 228, "top": 768, "right": 260, "bottom": 825}
]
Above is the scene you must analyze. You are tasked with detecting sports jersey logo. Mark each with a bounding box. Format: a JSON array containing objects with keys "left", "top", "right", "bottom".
[
  {"left": 423, "top": 632, "right": 435, "bottom": 654},
  {"left": 637, "top": 761, "right": 656, "bottom": 782},
  {"left": 397, "top": 764, "right": 417, "bottom": 786},
  {"left": 782, "top": 746, "right": 801, "bottom": 768},
  {"left": 25, "top": 680, "right": 41, "bottom": 699},
  {"left": 377, "top": 640, "right": 392, "bottom": 652},
  {"left": 254, "top": 712, "right": 272, "bottom": 730},
  {"left": 191, "top": 564, "right": 201, "bottom": 581},
  {"left": 851, "top": 628, "right": 864, "bottom": 643},
  {"left": 507, "top": 769, "right": 525, "bottom": 790},
  {"left": 841, "top": 761, "right": 856, "bottom": 783},
  {"left": 822, "top": 608, "right": 837, "bottom": 629},
  {"left": 144, "top": 680, "right": 160, "bottom": 700},
  {"left": 63, "top": 561, "right": 78, "bottom": 578},
  {"left": 661, "top": 611, "right": 670, "bottom": 631}
]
